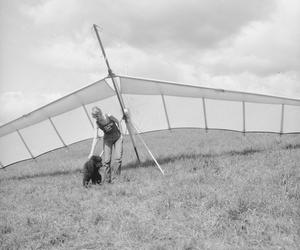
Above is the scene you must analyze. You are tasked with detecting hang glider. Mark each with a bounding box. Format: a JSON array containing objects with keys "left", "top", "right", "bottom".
[{"left": 0, "top": 74, "right": 300, "bottom": 167}]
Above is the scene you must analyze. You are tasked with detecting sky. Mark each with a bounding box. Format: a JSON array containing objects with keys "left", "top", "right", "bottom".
[{"left": 0, "top": 0, "right": 300, "bottom": 125}]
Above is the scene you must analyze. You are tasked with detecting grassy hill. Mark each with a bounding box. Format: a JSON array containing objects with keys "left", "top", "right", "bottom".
[{"left": 1, "top": 129, "right": 300, "bottom": 249}]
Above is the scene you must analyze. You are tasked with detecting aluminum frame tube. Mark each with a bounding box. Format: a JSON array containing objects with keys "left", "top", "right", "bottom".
[
  {"left": 82, "top": 104, "right": 94, "bottom": 129},
  {"left": 161, "top": 94, "right": 171, "bottom": 130},
  {"left": 17, "top": 129, "right": 34, "bottom": 159},
  {"left": 48, "top": 117, "right": 67, "bottom": 147},
  {"left": 202, "top": 98, "right": 208, "bottom": 132},
  {"left": 280, "top": 104, "right": 285, "bottom": 134}
]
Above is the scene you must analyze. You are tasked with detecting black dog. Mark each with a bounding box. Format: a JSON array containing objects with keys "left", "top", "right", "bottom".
[{"left": 83, "top": 155, "right": 102, "bottom": 187}]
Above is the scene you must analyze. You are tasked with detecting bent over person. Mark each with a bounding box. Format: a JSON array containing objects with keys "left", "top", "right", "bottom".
[{"left": 88, "top": 106, "right": 123, "bottom": 183}]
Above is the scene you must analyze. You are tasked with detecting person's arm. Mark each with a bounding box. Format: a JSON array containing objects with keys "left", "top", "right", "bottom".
[{"left": 88, "top": 120, "right": 99, "bottom": 159}]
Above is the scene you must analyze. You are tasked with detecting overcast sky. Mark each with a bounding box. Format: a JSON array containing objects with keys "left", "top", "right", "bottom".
[{"left": 0, "top": 0, "right": 299, "bottom": 124}]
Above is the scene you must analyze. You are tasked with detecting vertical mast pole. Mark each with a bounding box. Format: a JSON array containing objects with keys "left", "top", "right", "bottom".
[{"left": 93, "top": 24, "right": 140, "bottom": 162}]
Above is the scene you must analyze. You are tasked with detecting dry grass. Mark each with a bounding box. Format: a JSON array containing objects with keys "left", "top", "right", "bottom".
[{"left": 0, "top": 129, "right": 300, "bottom": 249}]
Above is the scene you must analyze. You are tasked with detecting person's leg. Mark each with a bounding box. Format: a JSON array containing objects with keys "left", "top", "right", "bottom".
[
  {"left": 103, "top": 139, "right": 113, "bottom": 183},
  {"left": 113, "top": 135, "right": 123, "bottom": 176}
]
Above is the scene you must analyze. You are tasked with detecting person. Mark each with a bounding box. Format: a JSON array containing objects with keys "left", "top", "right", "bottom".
[{"left": 88, "top": 106, "right": 123, "bottom": 183}]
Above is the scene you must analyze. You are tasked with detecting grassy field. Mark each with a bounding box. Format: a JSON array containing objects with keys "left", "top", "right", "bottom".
[{"left": 0, "top": 129, "right": 300, "bottom": 250}]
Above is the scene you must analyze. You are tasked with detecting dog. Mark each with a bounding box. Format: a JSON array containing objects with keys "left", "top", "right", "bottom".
[{"left": 82, "top": 155, "right": 102, "bottom": 187}]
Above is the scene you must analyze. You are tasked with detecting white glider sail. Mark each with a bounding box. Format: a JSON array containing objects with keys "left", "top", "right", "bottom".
[{"left": 0, "top": 75, "right": 300, "bottom": 167}]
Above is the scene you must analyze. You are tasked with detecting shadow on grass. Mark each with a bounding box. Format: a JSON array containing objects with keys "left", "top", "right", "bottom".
[
  {"left": 284, "top": 143, "right": 300, "bottom": 150},
  {"left": 124, "top": 147, "right": 262, "bottom": 170},
  {"left": 2, "top": 147, "right": 265, "bottom": 181},
  {"left": 2, "top": 144, "right": 299, "bottom": 181},
  {"left": 1, "top": 169, "right": 82, "bottom": 182}
]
